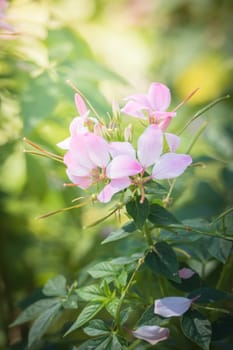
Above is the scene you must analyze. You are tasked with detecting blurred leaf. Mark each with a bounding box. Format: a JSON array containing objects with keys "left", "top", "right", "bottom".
[
  {"left": 145, "top": 242, "right": 180, "bottom": 282},
  {"left": 212, "top": 315, "right": 233, "bottom": 341},
  {"left": 126, "top": 197, "right": 150, "bottom": 229},
  {"left": 188, "top": 287, "right": 233, "bottom": 303},
  {"left": 88, "top": 261, "right": 120, "bottom": 279},
  {"left": 42, "top": 275, "right": 67, "bottom": 297},
  {"left": 10, "top": 298, "right": 59, "bottom": 326},
  {"left": 181, "top": 309, "right": 212, "bottom": 350},
  {"left": 28, "top": 302, "right": 62, "bottom": 348},
  {"left": 207, "top": 237, "right": 232, "bottom": 263},
  {"left": 105, "top": 298, "right": 120, "bottom": 318},
  {"left": 101, "top": 221, "right": 137, "bottom": 244},
  {"left": 170, "top": 272, "right": 202, "bottom": 292},
  {"left": 25, "top": 156, "right": 47, "bottom": 200},
  {"left": 148, "top": 203, "right": 180, "bottom": 226}
]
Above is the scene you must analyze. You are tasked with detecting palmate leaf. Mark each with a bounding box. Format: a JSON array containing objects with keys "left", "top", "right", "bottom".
[
  {"left": 28, "top": 302, "right": 62, "bottom": 348},
  {"left": 181, "top": 309, "right": 212, "bottom": 350}
]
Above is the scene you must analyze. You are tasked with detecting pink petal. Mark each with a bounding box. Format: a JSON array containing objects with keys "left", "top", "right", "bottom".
[
  {"left": 132, "top": 325, "right": 170, "bottom": 345},
  {"left": 165, "top": 133, "right": 180, "bottom": 152},
  {"left": 107, "top": 155, "right": 142, "bottom": 179},
  {"left": 121, "top": 100, "right": 147, "bottom": 119},
  {"left": 109, "top": 141, "right": 136, "bottom": 158},
  {"left": 64, "top": 152, "right": 91, "bottom": 176},
  {"left": 152, "top": 153, "right": 192, "bottom": 180},
  {"left": 69, "top": 116, "right": 89, "bottom": 136},
  {"left": 85, "top": 133, "right": 110, "bottom": 168},
  {"left": 148, "top": 82, "right": 171, "bottom": 111},
  {"left": 57, "top": 137, "right": 71, "bottom": 150},
  {"left": 179, "top": 268, "right": 195, "bottom": 279},
  {"left": 69, "top": 135, "right": 94, "bottom": 169},
  {"left": 66, "top": 170, "right": 92, "bottom": 189},
  {"left": 137, "top": 125, "right": 163, "bottom": 168},
  {"left": 97, "top": 177, "right": 131, "bottom": 203},
  {"left": 154, "top": 297, "right": 192, "bottom": 317},
  {"left": 74, "top": 93, "right": 88, "bottom": 115}
]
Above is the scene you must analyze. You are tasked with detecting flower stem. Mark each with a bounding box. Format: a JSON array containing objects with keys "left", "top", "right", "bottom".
[
  {"left": 115, "top": 258, "right": 144, "bottom": 332},
  {"left": 143, "top": 222, "right": 154, "bottom": 246}
]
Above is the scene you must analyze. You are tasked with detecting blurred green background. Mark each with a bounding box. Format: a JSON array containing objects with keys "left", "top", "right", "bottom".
[{"left": 0, "top": 0, "right": 232, "bottom": 349}]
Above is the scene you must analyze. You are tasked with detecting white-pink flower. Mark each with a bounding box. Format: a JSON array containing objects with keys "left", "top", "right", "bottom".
[
  {"left": 98, "top": 125, "right": 192, "bottom": 203},
  {"left": 154, "top": 296, "right": 193, "bottom": 317},
  {"left": 132, "top": 325, "right": 169, "bottom": 345},
  {"left": 122, "top": 82, "right": 176, "bottom": 130}
]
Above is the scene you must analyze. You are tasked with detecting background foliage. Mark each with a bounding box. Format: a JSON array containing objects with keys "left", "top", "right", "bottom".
[{"left": 0, "top": 0, "right": 232, "bottom": 349}]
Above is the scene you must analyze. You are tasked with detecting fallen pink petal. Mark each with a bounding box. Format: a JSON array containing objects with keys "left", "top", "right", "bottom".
[
  {"left": 154, "top": 296, "right": 193, "bottom": 317},
  {"left": 132, "top": 325, "right": 170, "bottom": 345},
  {"left": 179, "top": 268, "right": 195, "bottom": 279}
]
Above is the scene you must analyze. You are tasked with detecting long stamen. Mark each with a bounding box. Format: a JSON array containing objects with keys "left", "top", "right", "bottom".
[
  {"left": 173, "top": 87, "right": 200, "bottom": 112},
  {"left": 23, "top": 138, "right": 63, "bottom": 160}
]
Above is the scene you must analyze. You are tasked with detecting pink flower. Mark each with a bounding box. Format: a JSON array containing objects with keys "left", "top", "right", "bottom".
[
  {"left": 98, "top": 125, "right": 192, "bottom": 202},
  {"left": 63, "top": 131, "right": 110, "bottom": 189},
  {"left": 154, "top": 297, "right": 193, "bottom": 317},
  {"left": 57, "top": 94, "right": 99, "bottom": 150},
  {"left": 132, "top": 325, "right": 169, "bottom": 345},
  {"left": 122, "top": 82, "right": 176, "bottom": 130},
  {"left": 0, "top": 0, "right": 14, "bottom": 32}
]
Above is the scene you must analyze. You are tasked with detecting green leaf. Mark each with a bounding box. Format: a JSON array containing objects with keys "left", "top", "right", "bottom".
[
  {"left": 65, "top": 303, "right": 105, "bottom": 335},
  {"left": 88, "top": 261, "right": 119, "bottom": 279},
  {"left": 170, "top": 271, "right": 202, "bottom": 292},
  {"left": 62, "top": 294, "right": 78, "bottom": 309},
  {"left": 148, "top": 203, "right": 180, "bottom": 226},
  {"left": 181, "top": 309, "right": 212, "bottom": 350},
  {"left": 101, "top": 221, "right": 137, "bottom": 244},
  {"left": 105, "top": 298, "right": 120, "bottom": 318},
  {"left": 188, "top": 287, "right": 232, "bottom": 303},
  {"left": 28, "top": 303, "right": 61, "bottom": 348},
  {"left": 145, "top": 242, "right": 180, "bottom": 282},
  {"left": 212, "top": 315, "right": 233, "bottom": 341},
  {"left": 10, "top": 298, "right": 59, "bottom": 326},
  {"left": 207, "top": 237, "right": 232, "bottom": 263},
  {"left": 77, "top": 284, "right": 106, "bottom": 302},
  {"left": 75, "top": 338, "right": 107, "bottom": 350},
  {"left": 42, "top": 275, "right": 67, "bottom": 297},
  {"left": 118, "top": 269, "right": 128, "bottom": 288},
  {"left": 84, "top": 319, "right": 110, "bottom": 337},
  {"left": 126, "top": 197, "right": 150, "bottom": 229},
  {"left": 137, "top": 305, "right": 167, "bottom": 327}
]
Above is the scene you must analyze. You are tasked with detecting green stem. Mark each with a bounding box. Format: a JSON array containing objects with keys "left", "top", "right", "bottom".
[
  {"left": 143, "top": 222, "right": 154, "bottom": 246},
  {"left": 128, "top": 339, "right": 141, "bottom": 350},
  {"left": 115, "top": 258, "right": 144, "bottom": 332},
  {"left": 217, "top": 253, "right": 233, "bottom": 291}
]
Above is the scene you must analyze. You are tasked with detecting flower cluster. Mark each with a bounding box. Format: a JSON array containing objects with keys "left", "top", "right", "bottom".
[{"left": 58, "top": 83, "right": 192, "bottom": 203}]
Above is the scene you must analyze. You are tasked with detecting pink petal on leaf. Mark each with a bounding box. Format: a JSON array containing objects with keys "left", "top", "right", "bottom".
[
  {"left": 107, "top": 155, "right": 142, "bottom": 179},
  {"left": 132, "top": 325, "right": 170, "bottom": 345},
  {"left": 97, "top": 177, "right": 131, "bottom": 203},
  {"left": 179, "top": 268, "right": 195, "bottom": 279},
  {"left": 154, "top": 297, "right": 192, "bottom": 317},
  {"left": 152, "top": 153, "right": 192, "bottom": 180},
  {"left": 137, "top": 125, "right": 163, "bottom": 168},
  {"left": 148, "top": 82, "right": 171, "bottom": 111}
]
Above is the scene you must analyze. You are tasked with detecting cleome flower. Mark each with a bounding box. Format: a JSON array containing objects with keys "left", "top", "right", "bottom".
[
  {"left": 122, "top": 82, "right": 176, "bottom": 130},
  {"left": 98, "top": 124, "right": 192, "bottom": 203}
]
